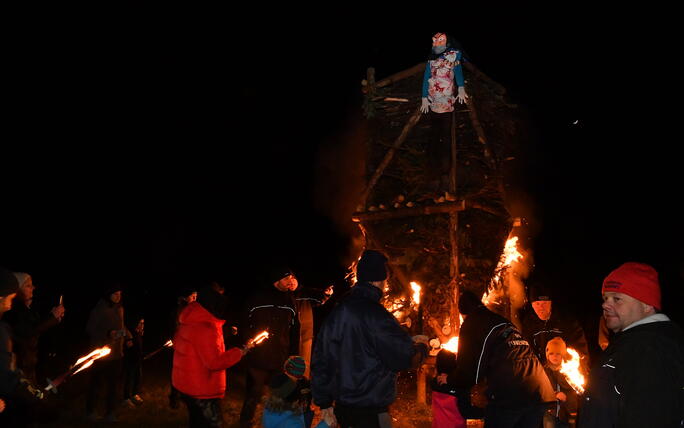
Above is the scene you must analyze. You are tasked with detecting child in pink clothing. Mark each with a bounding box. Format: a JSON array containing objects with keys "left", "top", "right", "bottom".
[{"left": 431, "top": 349, "right": 466, "bottom": 428}]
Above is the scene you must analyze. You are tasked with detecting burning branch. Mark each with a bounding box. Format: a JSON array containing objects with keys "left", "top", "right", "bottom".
[
  {"left": 560, "top": 348, "right": 585, "bottom": 394},
  {"left": 249, "top": 330, "right": 270, "bottom": 346},
  {"left": 143, "top": 339, "right": 174, "bottom": 361},
  {"left": 45, "top": 346, "right": 111, "bottom": 393}
]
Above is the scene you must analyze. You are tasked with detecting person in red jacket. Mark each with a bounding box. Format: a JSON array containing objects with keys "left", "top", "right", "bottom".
[{"left": 173, "top": 284, "right": 255, "bottom": 428}]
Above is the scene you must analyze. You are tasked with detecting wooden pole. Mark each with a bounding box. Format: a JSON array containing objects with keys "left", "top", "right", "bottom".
[
  {"left": 465, "top": 95, "right": 496, "bottom": 168},
  {"left": 448, "top": 110, "right": 461, "bottom": 337}
]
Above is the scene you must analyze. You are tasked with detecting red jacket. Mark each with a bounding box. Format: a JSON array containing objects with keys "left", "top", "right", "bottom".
[{"left": 172, "top": 302, "right": 243, "bottom": 399}]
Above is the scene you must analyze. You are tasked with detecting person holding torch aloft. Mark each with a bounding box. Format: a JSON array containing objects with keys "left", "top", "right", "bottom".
[{"left": 173, "top": 284, "right": 257, "bottom": 428}]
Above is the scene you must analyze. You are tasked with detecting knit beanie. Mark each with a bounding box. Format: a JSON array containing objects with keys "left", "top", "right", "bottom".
[
  {"left": 546, "top": 337, "right": 567, "bottom": 357},
  {"left": 269, "top": 373, "right": 297, "bottom": 399},
  {"left": 356, "top": 250, "right": 388, "bottom": 282},
  {"left": 435, "top": 348, "right": 457, "bottom": 374},
  {"left": 284, "top": 355, "right": 306, "bottom": 379},
  {"left": 528, "top": 278, "right": 552, "bottom": 302},
  {"left": 268, "top": 264, "right": 295, "bottom": 284},
  {"left": 602, "top": 262, "right": 661, "bottom": 310},
  {"left": 0, "top": 267, "right": 19, "bottom": 297},
  {"left": 13, "top": 272, "right": 31, "bottom": 288}
]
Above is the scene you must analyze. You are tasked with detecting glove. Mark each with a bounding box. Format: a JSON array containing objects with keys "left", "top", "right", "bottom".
[
  {"left": 412, "top": 335, "right": 430, "bottom": 346},
  {"left": 320, "top": 407, "right": 338, "bottom": 427},
  {"left": 420, "top": 97, "right": 430, "bottom": 113},
  {"left": 456, "top": 86, "right": 468, "bottom": 104}
]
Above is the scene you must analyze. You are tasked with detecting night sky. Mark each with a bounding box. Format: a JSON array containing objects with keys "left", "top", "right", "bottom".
[{"left": 2, "top": 12, "right": 683, "bottom": 349}]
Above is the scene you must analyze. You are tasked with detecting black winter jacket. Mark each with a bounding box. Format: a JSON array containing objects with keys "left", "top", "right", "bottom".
[
  {"left": 242, "top": 285, "right": 299, "bottom": 371},
  {"left": 311, "top": 282, "right": 424, "bottom": 409},
  {"left": 448, "top": 304, "right": 556, "bottom": 408},
  {"left": 579, "top": 317, "right": 684, "bottom": 428}
]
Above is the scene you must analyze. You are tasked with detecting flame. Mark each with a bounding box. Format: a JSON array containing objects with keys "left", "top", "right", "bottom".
[
  {"left": 560, "top": 348, "right": 585, "bottom": 394},
  {"left": 252, "top": 331, "right": 270, "bottom": 345},
  {"left": 72, "top": 346, "right": 111, "bottom": 375},
  {"left": 410, "top": 282, "right": 421, "bottom": 306},
  {"left": 484, "top": 236, "right": 524, "bottom": 305},
  {"left": 441, "top": 336, "right": 459, "bottom": 353},
  {"left": 492, "top": 236, "right": 523, "bottom": 284},
  {"left": 164, "top": 340, "right": 173, "bottom": 347}
]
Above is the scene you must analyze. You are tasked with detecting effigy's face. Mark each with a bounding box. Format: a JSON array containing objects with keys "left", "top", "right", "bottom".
[{"left": 432, "top": 33, "right": 447, "bottom": 47}]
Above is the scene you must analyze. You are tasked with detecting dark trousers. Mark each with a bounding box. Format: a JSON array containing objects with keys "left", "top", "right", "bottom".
[
  {"left": 86, "top": 357, "right": 122, "bottom": 416},
  {"left": 484, "top": 403, "right": 547, "bottom": 428},
  {"left": 181, "top": 394, "right": 223, "bottom": 428},
  {"left": 123, "top": 358, "right": 142, "bottom": 399},
  {"left": 239, "top": 366, "right": 276, "bottom": 428},
  {"left": 334, "top": 405, "right": 392, "bottom": 428}
]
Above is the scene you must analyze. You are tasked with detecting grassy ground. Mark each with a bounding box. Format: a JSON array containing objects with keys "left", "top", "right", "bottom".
[{"left": 32, "top": 352, "right": 448, "bottom": 427}]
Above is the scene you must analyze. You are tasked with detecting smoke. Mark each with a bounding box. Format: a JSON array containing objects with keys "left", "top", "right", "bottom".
[{"left": 313, "top": 114, "right": 368, "bottom": 269}]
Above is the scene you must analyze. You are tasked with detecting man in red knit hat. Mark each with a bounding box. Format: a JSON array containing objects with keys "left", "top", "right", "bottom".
[{"left": 580, "top": 262, "right": 684, "bottom": 428}]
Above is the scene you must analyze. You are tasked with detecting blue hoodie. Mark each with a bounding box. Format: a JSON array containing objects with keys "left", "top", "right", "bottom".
[{"left": 262, "top": 408, "right": 330, "bottom": 428}]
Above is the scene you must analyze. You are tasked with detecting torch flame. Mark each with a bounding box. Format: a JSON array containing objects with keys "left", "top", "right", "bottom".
[
  {"left": 441, "top": 336, "right": 459, "bottom": 353},
  {"left": 72, "top": 346, "right": 111, "bottom": 375},
  {"left": 252, "top": 331, "right": 269, "bottom": 345},
  {"left": 560, "top": 348, "right": 585, "bottom": 394},
  {"left": 410, "top": 282, "right": 421, "bottom": 306}
]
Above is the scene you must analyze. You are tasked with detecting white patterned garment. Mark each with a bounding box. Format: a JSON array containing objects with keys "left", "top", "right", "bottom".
[{"left": 428, "top": 49, "right": 460, "bottom": 113}]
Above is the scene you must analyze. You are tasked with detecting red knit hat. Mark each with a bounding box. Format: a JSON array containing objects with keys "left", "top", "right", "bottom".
[{"left": 602, "top": 262, "right": 661, "bottom": 310}]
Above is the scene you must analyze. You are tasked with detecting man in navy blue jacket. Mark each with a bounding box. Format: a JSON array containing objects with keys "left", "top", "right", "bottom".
[{"left": 311, "top": 250, "right": 428, "bottom": 428}]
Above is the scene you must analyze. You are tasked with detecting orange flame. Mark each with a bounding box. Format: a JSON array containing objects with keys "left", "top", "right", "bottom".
[
  {"left": 484, "top": 236, "right": 524, "bottom": 305},
  {"left": 441, "top": 336, "right": 459, "bottom": 353},
  {"left": 72, "top": 346, "right": 111, "bottom": 375},
  {"left": 410, "top": 282, "right": 421, "bottom": 306},
  {"left": 252, "top": 331, "right": 270, "bottom": 345},
  {"left": 560, "top": 348, "right": 585, "bottom": 394},
  {"left": 164, "top": 340, "right": 173, "bottom": 347}
]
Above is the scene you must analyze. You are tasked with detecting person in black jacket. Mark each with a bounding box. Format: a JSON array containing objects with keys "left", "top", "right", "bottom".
[
  {"left": 3, "top": 272, "right": 65, "bottom": 384},
  {"left": 311, "top": 250, "right": 428, "bottom": 428},
  {"left": 239, "top": 264, "right": 301, "bottom": 428},
  {"left": 440, "top": 289, "right": 556, "bottom": 428},
  {"left": 579, "top": 262, "right": 684, "bottom": 428},
  {"left": 520, "top": 277, "right": 589, "bottom": 373}
]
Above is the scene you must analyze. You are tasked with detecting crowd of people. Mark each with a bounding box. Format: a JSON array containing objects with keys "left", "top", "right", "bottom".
[{"left": 1, "top": 255, "right": 683, "bottom": 428}]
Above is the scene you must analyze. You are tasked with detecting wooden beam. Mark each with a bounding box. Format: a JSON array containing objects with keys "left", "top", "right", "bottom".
[
  {"left": 352, "top": 200, "right": 508, "bottom": 223},
  {"left": 359, "top": 107, "right": 422, "bottom": 207},
  {"left": 353, "top": 201, "right": 465, "bottom": 222},
  {"left": 375, "top": 63, "right": 425, "bottom": 88}
]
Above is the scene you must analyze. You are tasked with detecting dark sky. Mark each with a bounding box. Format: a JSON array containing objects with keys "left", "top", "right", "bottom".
[{"left": 2, "top": 11, "right": 683, "bottom": 340}]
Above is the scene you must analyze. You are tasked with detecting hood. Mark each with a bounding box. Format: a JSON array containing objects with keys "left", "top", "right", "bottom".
[{"left": 179, "top": 301, "right": 224, "bottom": 328}]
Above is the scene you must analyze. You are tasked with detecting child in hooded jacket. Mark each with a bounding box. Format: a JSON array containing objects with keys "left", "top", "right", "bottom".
[
  {"left": 430, "top": 348, "right": 467, "bottom": 428},
  {"left": 543, "top": 337, "right": 578, "bottom": 428}
]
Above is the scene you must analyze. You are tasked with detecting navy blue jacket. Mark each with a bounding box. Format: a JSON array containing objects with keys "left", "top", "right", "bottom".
[{"left": 311, "top": 282, "right": 424, "bottom": 409}]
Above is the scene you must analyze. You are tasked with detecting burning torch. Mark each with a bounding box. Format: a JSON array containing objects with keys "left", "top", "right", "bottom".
[
  {"left": 143, "top": 340, "right": 174, "bottom": 361},
  {"left": 560, "top": 348, "right": 586, "bottom": 394},
  {"left": 248, "top": 330, "right": 269, "bottom": 347},
  {"left": 45, "top": 346, "right": 112, "bottom": 394}
]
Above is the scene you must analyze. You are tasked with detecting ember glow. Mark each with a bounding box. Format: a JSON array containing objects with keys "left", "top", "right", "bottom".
[
  {"left": 560, "top": 348, "right": 585, "bottom": 394},
  {"left": 72, "top": 346, "right": 112, "bottom": 375},
  {"left": 251, "top": 331, "right": 270, "bottom": 345},
  {"left": 410, "top": 282, "right": 421, "bottom": 306},
  {"left": 441, "top": 336, "right": 459, "bottom": 353}
]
